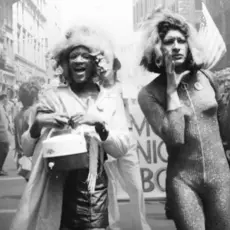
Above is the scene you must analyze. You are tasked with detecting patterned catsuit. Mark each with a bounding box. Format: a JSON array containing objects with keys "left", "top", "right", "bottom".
[{"left": 138, "top": 70, "right": 230, "bottom": 230}]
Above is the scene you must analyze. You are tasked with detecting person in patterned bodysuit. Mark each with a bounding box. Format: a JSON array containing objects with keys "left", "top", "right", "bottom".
[{"left": 138, "top": 9, "right": 230, "bottom": 230}]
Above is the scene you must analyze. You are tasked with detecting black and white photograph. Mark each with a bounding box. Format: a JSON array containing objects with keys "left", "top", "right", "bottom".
[{"left": 0, "top": 0, "right": 230, "bottom": 229}]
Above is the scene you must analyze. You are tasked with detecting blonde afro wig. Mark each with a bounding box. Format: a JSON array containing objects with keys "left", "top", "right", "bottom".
[{"left": 50, "top": 23, "right": 120, "bottom": 83}]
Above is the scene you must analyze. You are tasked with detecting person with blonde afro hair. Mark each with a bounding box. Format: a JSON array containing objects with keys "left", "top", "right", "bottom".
[
  {"left": 10, "top": 23, "right": 135, "bottom": 230},
  {"left": 50, "top": 23, "right": 151, "bottom": 230},
  {"left": 138, "top": 8, "right": 230, "bottom": 230}
]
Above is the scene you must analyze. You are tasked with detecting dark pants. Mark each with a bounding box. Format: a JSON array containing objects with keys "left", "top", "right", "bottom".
[
  {"left": 0, "top": 142, "right": 9, "bottom": 170},
  {"left": 165, "top": 176, "right": 173, "bottom": 219},
  {"left": 60, "top": 228, "right": 106, "bottom": 230},
  {"left": 60, "top": 168, "right": 109, "bottom": 230}
]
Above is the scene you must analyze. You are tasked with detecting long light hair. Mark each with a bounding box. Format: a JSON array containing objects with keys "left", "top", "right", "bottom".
[{"left": 139, "top": 8, "right": 206, "bottom": 73}]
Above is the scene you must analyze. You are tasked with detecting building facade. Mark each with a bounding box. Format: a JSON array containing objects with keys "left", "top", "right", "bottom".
[
  {"left": 133, "top": 0, "right": 202, "bottom": 30},
  {"left": 0, "top": 0, "right": 19, "bottom": 94},
  {"left": 13, "top": 0, "right": 48, "bottom": 84},
  {"left": 133, "top": 0, "right": 179, "bottom": 30},
  {"left": 44, "top": 0, "right": 62, "bottom": 81}
]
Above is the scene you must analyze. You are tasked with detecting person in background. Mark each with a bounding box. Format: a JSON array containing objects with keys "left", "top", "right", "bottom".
[
  {"left": 14, "top": 81, "right": 40, "bottom": 181},
  {"left": 12, "top": 88, "right": 23, "bottom": 120},
  {"left": 138, "top": 8, "right": 230, "bottom": 230},
  {"left": 0, "top": 94, "right": 10, "bottom": 176},
  {"left": 6, "top": 88, "right": 16, "bottom": 134},
  {"left": 102, "top": 72, "right": 151, "bottom": 230}
]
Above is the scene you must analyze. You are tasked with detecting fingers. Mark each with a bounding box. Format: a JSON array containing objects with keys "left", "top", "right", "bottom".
[
  {"left": 55, "top": 116, "right": 69, "bottom": 124},
  {"left": 70, "top": 113, "right": 84, "bottom": 123},
  {"left": 180, "top": 70, "right": 190, "bottom": 78},
  {"left": 71, "top": 116, "right": 83, "bottom": 124},
  {"left": 164, "top": 51, "right": 174, "bottom": 76},
  {"left": 69, "top": 113, "right": 84, "bottom": 128},
  {"left": 171, "top": 60, "right": 175, "bottom": 73},
  {"left": 54, "top": 116, "right": 69, "bottom": 129},
  {"left": 176, "top": 70, "right": 190, "bottom": 85},
  {"left": 52, "top": 122, "right": 66, "bottom": 129},
  {"left": 71, "top": 113, "right": 84, "bottom": 119},
  {"left": 58, "top": 114, "right": 69, "bottom": 119}
]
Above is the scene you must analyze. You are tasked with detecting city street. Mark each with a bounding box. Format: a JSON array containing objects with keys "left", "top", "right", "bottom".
[
  {"left": 0, "top": 0, "right": 228, "bottom": 229},
  {"left": 0, "top": 150, "right": 176, "bottom": 230}
]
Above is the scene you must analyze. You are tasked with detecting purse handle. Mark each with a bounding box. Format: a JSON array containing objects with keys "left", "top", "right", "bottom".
[
  {"left": 46, "top": 128, "right": 55, "bottom": 140},
  {"left": 46, "top": 126, "right": 73, "bottom": 140}
]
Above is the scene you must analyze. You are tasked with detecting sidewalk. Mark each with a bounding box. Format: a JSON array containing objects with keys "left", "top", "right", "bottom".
[
  {"left": 3, "top": 146, "right": 19, "bottom": 178},
  {"left": 1, "top": 143, "right": 176, "bottom": 230},
  {"left": 119, "top": 201, "right": 176, "bottom": 230}
]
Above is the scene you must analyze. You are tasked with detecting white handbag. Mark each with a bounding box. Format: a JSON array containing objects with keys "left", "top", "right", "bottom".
[{"left": 42, "top": 127, "right": 88, "bottom": 171}]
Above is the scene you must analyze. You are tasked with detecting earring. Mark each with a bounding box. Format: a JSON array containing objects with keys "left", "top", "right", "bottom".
[{"left": 155, "top": 58, "right": 162, "bottom": 68}]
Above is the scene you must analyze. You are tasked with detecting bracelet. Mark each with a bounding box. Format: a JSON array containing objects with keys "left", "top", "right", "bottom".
[
  {"left": 95, "top": 122, "right": 109, "bottom": 141},
  {"left": 30, "top": 121, "right": 41, "bottom": 139}
]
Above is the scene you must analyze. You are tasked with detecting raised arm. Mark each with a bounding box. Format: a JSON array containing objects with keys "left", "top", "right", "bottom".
[
  {"left": 21, "top": 89, "right": 67, "bottom": 157},
  {"left": 138, "top": 87, "right": 186, "bottom": 146}
]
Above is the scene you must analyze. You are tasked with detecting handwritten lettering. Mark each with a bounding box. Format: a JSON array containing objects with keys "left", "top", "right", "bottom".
[
  {"left": 130, "top": 114, "right": 151, "bottom": 137},
  {"left": 158, "top": 141, "right": 168, "bottom": 163},
  {"left": 137, "top": 140, "right": 151, "bottom": 164},
  {"left": 140, "top": 168, "right": 155, "bottom": 192},
  {"left": 140, "top": 167, "right": 166, "bottom": 192},
  {"left": 155, "top": 168, "right": 166, "bottom": 192},
  {"left": 137, "top": 140, "right": 168, "bottom": 164}
]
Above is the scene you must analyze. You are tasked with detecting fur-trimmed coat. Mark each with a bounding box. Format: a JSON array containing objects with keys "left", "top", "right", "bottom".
[{"left": 10, "top": 83, "right": 132, "bottom": 230}]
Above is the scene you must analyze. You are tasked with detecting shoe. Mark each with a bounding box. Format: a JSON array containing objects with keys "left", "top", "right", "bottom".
[
  {"left": 0, "top": 170, "right": 8, "bottom": 176},
  {"left": 165, "top": 208, "right": 173, "bottom": 220},
  {"left": 165, "top": 203, "right": 173, "bottom": 220}
]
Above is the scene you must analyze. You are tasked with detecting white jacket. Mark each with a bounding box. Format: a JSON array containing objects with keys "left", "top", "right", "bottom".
[{"left": 10, "top": 83, "right": 133, "bottom": 230}]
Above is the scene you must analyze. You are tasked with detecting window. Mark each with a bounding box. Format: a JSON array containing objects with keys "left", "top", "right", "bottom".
[
  {"left": 171, "top": 1, "right": 178, "bottom": 13},
  {"left": 17, "top": 33, "right": 20, "bottom": 54},
  {"left": 30, "top": 35, "right": 33, "bottom": 60},
  {"left": 133, "top": 5, "right": 136, "bottom": 27},
  {"left": 8, "top": 38, "right": 10, "bottom": 57},
  {"left": 140, "top": 0, "right": 143, "bottom": 18},
  {"left": 34, "top": 41, "right": 37, "bottom": 64},
  {"left": 10, "top": 40, "right": 13, "bottom": 61},
  {"left": 148, "top": 0, "right": 151, "bottom": 11},
  {"left": 10, "top": 6, "right": 12, "bottom": 27},
  {"left": 5, "top": 3, "right": 9, "bottom": 26},
  {"left": 0, "top": 5, "right": 3, "bottom": 23},
  {"left": 23, "top": 31, "right": 25, "bottom": 56},
  {"left": 38, "top": 42, "right": 40, "bottom": 66},
  {"left": 6, "top": 38, "right": 9, "bottom": 57},
  {"left": 22, "top": 2, "right": 24, "bottom": 23}
]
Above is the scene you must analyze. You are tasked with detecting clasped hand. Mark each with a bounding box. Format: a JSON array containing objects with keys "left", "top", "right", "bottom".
[
  {"left": 69, "top": 112, "right": 104, "bottom": 128},
  {"left": 35, "top": 112, "right": 104, "bottom": 130}
]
